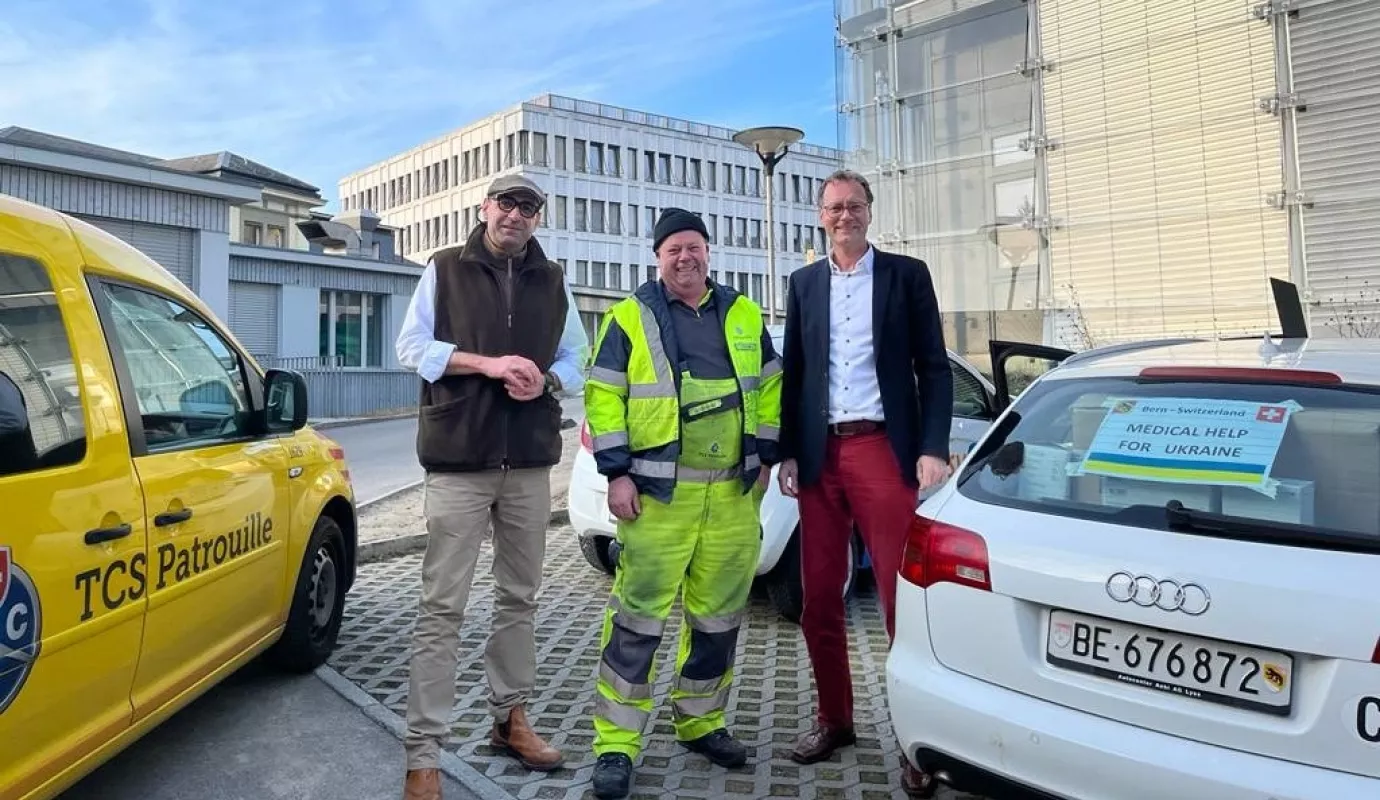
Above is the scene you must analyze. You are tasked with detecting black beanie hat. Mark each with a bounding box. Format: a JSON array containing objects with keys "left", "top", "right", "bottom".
[{"left": 652, "top": 207, "right": 709, "bottom": 252}]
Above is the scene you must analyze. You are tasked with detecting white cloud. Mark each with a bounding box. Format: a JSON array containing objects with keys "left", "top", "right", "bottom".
[{"left": 0, "top": 0, "right": 830, "bottom": 202}]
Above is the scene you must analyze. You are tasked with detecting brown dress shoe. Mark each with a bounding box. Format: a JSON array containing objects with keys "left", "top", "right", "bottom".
[
  {"left": 491, "top": 706, "right": 565, "bottom": 771},
  {"left": 403, "top": 768, "right": 442, "bottom": 800},
  {"left": 789, "top": 724, "right": 857, "bottom": 764},
  {"left": 901, "top": 761, "right": 937, "bottom": 798}
]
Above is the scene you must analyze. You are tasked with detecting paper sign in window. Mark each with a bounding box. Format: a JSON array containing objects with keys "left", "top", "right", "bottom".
[{"left": 1074, "top": 397, "right": 1301, "bottom": 497}]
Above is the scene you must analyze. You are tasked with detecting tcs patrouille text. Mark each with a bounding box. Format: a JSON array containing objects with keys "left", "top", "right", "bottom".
[{"left": 74, "top": 512, "right": 275, "bottom": 621}]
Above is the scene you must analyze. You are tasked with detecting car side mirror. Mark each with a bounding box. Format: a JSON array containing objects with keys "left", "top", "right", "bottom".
[{"left": 263, "top": 369, "right": 308, "bottom": 432}]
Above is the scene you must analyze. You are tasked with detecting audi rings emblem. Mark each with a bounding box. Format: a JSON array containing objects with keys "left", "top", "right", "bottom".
[{"left": 1105, "top": 571, "right": 1211, "bottom": 616}]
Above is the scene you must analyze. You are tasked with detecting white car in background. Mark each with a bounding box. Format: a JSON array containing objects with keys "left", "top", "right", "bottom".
[
  {"left": 889, "top": 322, "right": 1380, "bottom": 798},
  {"left": 567, "top": 326, "right": 999, "bottom": 622}
]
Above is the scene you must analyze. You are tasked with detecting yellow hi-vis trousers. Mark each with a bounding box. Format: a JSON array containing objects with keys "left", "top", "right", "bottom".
[{"left": 591, "top": 374, "right": 763, "bottom": 758}]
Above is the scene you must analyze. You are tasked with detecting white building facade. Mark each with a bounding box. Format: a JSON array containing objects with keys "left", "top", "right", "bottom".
[{"left": 337, "top": 95, "right": 843, "bottom": 339}]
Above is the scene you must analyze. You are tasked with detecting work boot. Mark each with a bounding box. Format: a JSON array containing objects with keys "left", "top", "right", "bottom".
[
  {"left": 591, "top": 752, "right": 633, "bottom": 798},
  {"left": 402, "top": 768, "right": 441, "bottom": 800},
  {"left": 491, "top": 706, "right": 565, "bottom": 771},
  {"left": 679, "top": 728, "right": 749, "bottom": 768}
]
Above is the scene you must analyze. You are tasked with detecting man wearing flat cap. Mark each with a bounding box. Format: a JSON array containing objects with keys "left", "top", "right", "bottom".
[
  {"left": 582, "top": 208, "right": 784, "bottom": 798},
  {"left": 395, "top": 174, "right": 588, "bottom": 800}
]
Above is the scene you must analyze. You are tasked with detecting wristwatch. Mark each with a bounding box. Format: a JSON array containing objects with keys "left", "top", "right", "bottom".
[{"left": 544, "top": 372, "right": 561, "bottom": 395}]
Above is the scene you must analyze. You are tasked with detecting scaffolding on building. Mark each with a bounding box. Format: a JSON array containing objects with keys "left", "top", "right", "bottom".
[{"left": 834, "top": 0, "right": 1380, "bottom": 352}]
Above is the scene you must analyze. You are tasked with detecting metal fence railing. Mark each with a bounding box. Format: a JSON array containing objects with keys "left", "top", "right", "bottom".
[{"left": 248, "top": 354, "right": 418, "bottom": 419}]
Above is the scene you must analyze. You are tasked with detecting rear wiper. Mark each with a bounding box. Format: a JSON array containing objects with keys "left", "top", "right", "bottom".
[
  {"left": 1163, "top": 500, "right": 1380, "bottom": 555},
  {"left": 956, "top": 411, "right": 1023, "bottom": 484}
]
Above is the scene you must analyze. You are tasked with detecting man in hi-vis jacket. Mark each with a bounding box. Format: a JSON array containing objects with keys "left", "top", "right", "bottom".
[{"left": 582, "top": 208, "right": 783, "bottom": 799}]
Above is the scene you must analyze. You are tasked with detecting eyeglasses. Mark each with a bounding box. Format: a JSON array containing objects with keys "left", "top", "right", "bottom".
[
  {"left": 822, "top": 202, "right": 870, "bottom": 218},
  {"left": 495, "top": 195, "right": 542, "bottom": 218}
]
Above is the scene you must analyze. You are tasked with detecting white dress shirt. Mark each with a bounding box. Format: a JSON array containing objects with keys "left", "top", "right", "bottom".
[
  {"left": 826, "top": 245, "right": 884, "bottom": 424},
  {"left": 395, "top": 259, "right": 589, "bottom": 395}
]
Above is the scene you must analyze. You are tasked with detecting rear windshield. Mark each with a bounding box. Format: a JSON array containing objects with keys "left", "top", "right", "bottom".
[{"left": 956, "top": 375, "right": 1380, "bottom": 545}]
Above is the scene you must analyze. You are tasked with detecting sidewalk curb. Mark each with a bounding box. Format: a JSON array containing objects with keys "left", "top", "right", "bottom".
[
  {"left": 356, "top": 482, "right": 572, "bottom": 565},
  {"left": 357, "top": 478, "right": 425, "bottom": 512},
  {"left": 314, "top": 666, "right": 516, "bottom": 800},
  {"left": 310, "top": 411, "right": 416, "bottom": 431}
]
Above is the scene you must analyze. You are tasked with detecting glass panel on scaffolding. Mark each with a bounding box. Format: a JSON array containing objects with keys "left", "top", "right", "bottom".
[{"left": 836, "top": 0, "right": 1043, "bottom": 372}]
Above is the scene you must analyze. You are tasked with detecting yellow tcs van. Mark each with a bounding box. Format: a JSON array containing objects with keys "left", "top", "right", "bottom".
[{"left": 0, "top": 193, "right": 358, "bottom": 800}]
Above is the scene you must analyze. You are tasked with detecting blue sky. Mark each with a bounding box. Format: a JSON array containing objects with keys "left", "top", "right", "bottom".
[{"left": 2, "top": 0, "right": 841, "bottom": 208}]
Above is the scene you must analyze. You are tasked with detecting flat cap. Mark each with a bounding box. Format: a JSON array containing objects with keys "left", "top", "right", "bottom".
[
  {"left": 653, "top": 207, "right": 709, "bottom": 251},
  {"left": 485, "top": 174, "right": 546, "bottom": 204}
]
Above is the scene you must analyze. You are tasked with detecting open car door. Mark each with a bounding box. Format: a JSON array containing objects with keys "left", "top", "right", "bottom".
[{"left": 988, "top": 340, "right": 1075, "bottom": 414}]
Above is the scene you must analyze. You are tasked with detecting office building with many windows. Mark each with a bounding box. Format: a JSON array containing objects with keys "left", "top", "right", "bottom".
[{"left": 337, "top": 95, "right": 843, "bottom": 338}]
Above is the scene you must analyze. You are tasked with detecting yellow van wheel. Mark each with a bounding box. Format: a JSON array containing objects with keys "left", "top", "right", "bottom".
[{"left": 266, "top": 516, "right": 347, "bottom": 672}]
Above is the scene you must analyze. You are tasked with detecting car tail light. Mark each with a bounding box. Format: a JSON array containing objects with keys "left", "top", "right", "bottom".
[
  {"left": 580, "top": 421, "right": 592, "bottom": 452},
  {"left": 1138, "top": 366, "right": 1342, "bottom": 385},
  {"left": 1371, "top": 637, "right": 1380, "bottom": 664},
  {"left": 900, "top": 516, "right": 991, "bottom": 592}
]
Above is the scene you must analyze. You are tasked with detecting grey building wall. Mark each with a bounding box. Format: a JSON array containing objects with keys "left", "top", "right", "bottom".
[
  {"left": 227, "top": 247, "right": 422, "bottom": 417},
  {"left": 1, "top": 140, "right": 425, "bottom": 420},
  {"left": 0, "top": 163, "right": 237, "bottom": 319},
  {"left": 228, "top": 252, "right": 420, "bottom": 296},
  {"left": 0, "top": 163, "right": 231, "bottom": 232}
]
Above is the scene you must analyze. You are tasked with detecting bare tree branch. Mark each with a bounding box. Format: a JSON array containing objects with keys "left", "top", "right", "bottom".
[
  {"left": 1061, "top": 282, "right": 1099, "bottom": 350},
  {"left": 1320, "top": 277, "right": 1380, "bottom": 338}
]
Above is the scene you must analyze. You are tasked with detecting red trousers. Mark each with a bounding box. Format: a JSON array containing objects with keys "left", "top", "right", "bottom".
[{"left": 797, "top": 430, "right": 916, "bottom": 729}]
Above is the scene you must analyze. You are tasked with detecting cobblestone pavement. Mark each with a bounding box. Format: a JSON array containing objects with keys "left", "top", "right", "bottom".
[{"left": 330, "top": 524, "right": 990, "bottom": 800}]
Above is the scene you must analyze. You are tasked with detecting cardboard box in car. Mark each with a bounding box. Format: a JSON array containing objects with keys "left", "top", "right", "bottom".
[
  {"left": 1018, "top": 443, "right": 1075, "bottom": 502},
  {"left": 1272, "top": 408, "right": 1380, "bottom": 533},
  {"left": 1221, "top": 479, "right": 1316, "bottom": 526},
  {"left": 1069, "top": 395, "right": 1112, "bottom": 504},
  {"left": 1100, "top": 476, "right": 1218, "bottom": 513}
]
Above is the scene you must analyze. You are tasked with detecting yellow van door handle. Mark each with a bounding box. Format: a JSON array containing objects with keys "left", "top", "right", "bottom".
[
  {"left": 85, "top": 523, "right": 132, "bottom": 545},
  {"left": 154, "top": 508, "right": 194, "bottom": 527}
]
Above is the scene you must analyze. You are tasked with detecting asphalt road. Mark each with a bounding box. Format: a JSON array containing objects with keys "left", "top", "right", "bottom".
[
  {"left": 62, "top": 661, "right": 477, "bottom": 800},
  {"left": 322, "top": 416, "right": 424, "bottom": 506},
  {"left": 324, "top": 396, "right": 587, "bottom": 506}
]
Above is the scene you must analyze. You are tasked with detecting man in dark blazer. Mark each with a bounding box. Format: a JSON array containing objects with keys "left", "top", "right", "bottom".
[{"left": 777, "top": 169, "right": 952, "bottom": 797}]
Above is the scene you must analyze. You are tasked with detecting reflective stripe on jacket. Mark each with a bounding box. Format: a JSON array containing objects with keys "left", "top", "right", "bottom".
[{"left": 584, "top": 279, "right": 783, "bottom": 503}]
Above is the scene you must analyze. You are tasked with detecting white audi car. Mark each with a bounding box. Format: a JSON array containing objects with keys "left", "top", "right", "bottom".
[
  {"left": 890, "top": 332, "right": 1380, "bottom": 799},
  {"left": 567, "top": 327, "right": 998, "bottom": 621}
]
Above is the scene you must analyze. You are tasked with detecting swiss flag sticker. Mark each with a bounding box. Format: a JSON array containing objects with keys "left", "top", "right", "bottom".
[
  {"left": 0, "top": 546, "right": 10, "bottom": 608},
  {"left": 1256, "top": 405, "right": 1288, "bottom": 423}
]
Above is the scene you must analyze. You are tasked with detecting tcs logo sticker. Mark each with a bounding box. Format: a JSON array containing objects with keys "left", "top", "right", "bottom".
[{"left": 0, "top": 546, "right": 41, "bottom": 714}]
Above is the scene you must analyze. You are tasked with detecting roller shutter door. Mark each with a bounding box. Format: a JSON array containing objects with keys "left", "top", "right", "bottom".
[
  {"left": 1291, "top": 0, "right": 1380, "bottom": 303},
  {"left": 75, "top": 216, "right": 196, "bottom": 288},
  {"left": 228, "top": 281, "right": 280, "bottom": 360}
]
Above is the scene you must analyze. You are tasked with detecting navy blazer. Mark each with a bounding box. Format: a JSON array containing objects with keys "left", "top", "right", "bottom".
[{"left": 779, "top": 247, "right": 953, "bottom": 489}]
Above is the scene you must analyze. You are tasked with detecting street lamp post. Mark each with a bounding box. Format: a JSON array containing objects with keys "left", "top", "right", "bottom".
[{"left": 733, "top": 126, "right": 804, "bottom": 325}]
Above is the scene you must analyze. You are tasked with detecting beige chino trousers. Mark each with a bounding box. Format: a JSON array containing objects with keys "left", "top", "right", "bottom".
[{"left": 404, "top": 467, "right": 551, "bottom": 770}]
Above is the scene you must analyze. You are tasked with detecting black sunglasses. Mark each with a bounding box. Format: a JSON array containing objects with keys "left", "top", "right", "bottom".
[{"left": 495, "top": 195, "right": 542, "bottom": 218}]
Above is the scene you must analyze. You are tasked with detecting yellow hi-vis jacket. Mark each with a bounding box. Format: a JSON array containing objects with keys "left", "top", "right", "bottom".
[{"left": 584, "top": 280, "right": 783, "bottom": 504}]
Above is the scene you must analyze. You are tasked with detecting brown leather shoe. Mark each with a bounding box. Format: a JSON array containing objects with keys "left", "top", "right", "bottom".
[
  {"left": 789, "top": 723, "right": 857, "bottom": 764},
  {"left": 491, "top": 706, "right": 565, "bottom": 771},
  {"left": 901, "top": 761, "right": 937, "bottom": 798},
  {"left": 402, "top": 768, "right": 442, "bottom": 800}
]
